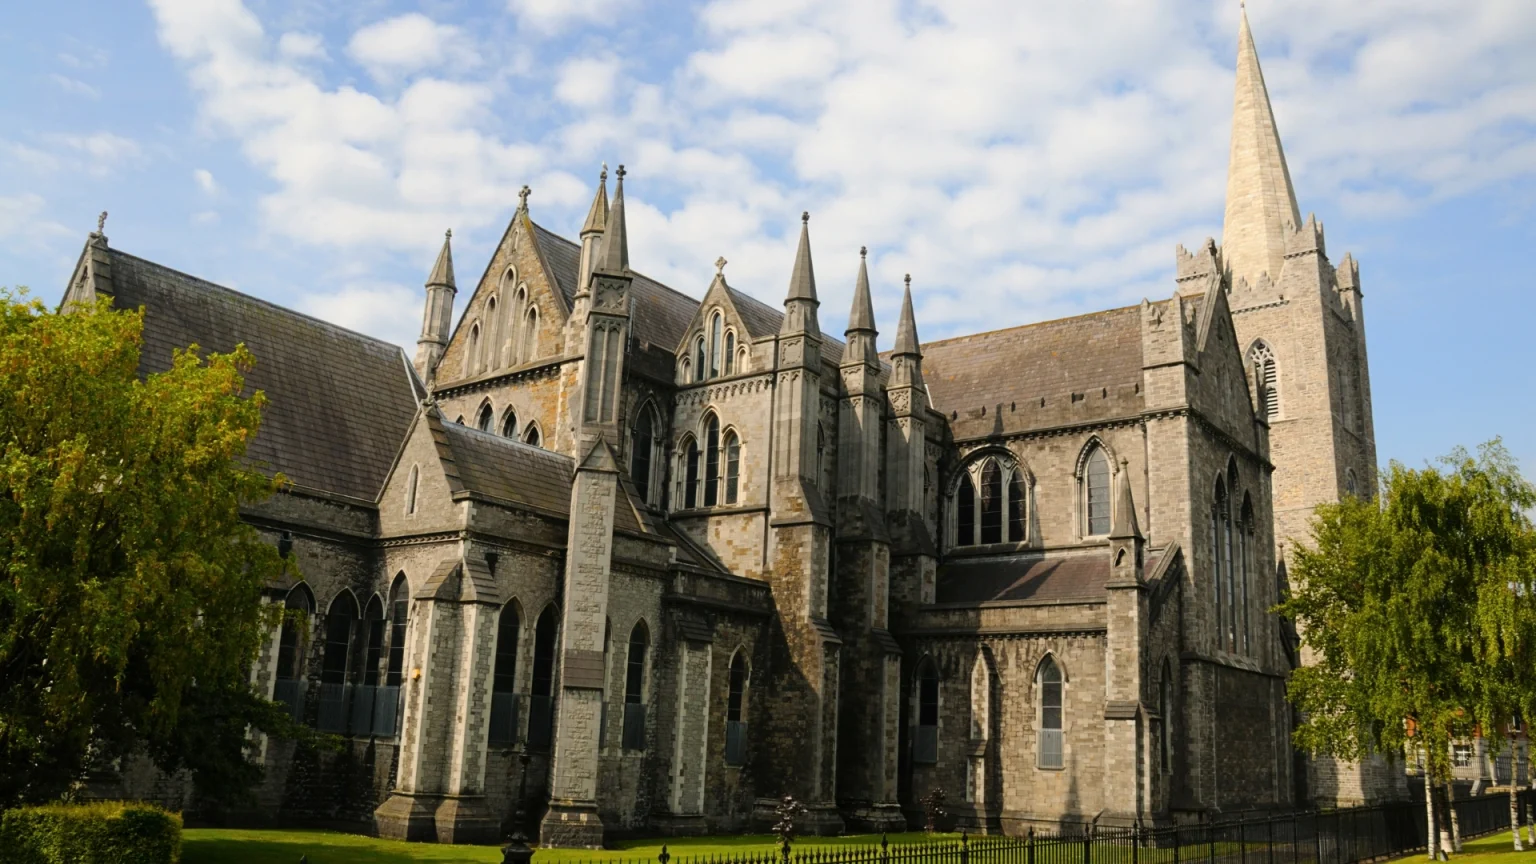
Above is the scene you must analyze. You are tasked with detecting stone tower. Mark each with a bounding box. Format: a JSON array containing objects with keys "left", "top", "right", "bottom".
[
  {"left": 1212, "top": 6, "right": 1387, "bottom": 806},
  {"left": 414, "top": 231, "right": 457, "bottom": 382}
]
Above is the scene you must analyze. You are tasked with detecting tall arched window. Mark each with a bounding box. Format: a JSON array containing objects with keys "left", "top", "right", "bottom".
[
  {"left": 632, "top": 407, "right": 655, "bottom": 504},
  {"left": 485, "top": 297, "right": 499, "bottom": 371},
  {"left": 386, "top": 574, "right": 409, "bottom": 688},
  {"left": 724, "top": 431, "right": 740, "bottom": 505},
  {"left": 680, "top": 358, "right": 692, "bottom": 384},
  {"left": 501, "top": 409, "right": 518, "bottom": 438},
  {"left": 694, "top": 336, "right": 706, "bottom": 383},
  {"left": 709, "top": 313, "right": 723, "bottom": 379},
  {"left": 957, "top": 473, "right": 977, "bottom": 547},
  {"left": 1084, "top": 445, "right": 1111, "bottom": 536},
  {"left": 523, "top": 423, "right": 540, "bottom": 447},
  {"left": 1038, "top": 656, "right": 1064, "bottom": 769},
  {"left": 318, "top": 591, "right": 359, "bottom": 731},
  {"left": 685, "top": 433, "right": 703, "bottom": 507},
  {"left": 726, "top": 651, "right": 748, "bottom": 766},
  {"left": 511, "top": 285, "right": 528, "bottom": 362},
  {"left": 704, "top": 415, "right": 721, "bottom": 507},
  {"left": 529, "top": 606, "right": 558, "bottom": 748},
  {"left": 1249, "top": 341, "right": 1279, "bottom": 419},
  {"left": 623, "top": 621, "right": 649, "bottom": 750},
  {"left": 724, "top": 331, "right": 736, "bottom": 375},
  {"left": 979, "top": 461, "right": 1003, "bottom": 544},
  {"left": 521, "top": 306, "right": 539, "bottom": 363},
  {"left": 1008, "top": 469, "right": 1027, "bottom": 543},
  {"left": 489, "top": 602, "right": 520, "bottom": 745},
  {"left": 1159, "top": 661, "right": 1173, "bottom": 774},
  {"left": 274, "top": 584, "right": 313, "bottom": 721},
  {"left": 404, "top": 465, "right": 419, "bottom": 515},
  {"left": 1225, "top": 461, "right": 1239, "bottom": 652},
  {"left": 816, "top": 424, "right": 826, "bottom": 487},
  {"left": 1240, "top": 495, "right": 1254, "bottom": 654},
  {"left": 1344, "top": 468, "right": 1358, "bottom": 498},
  {"left": 1211, "top": 477, "right": 1228, "bottom": 651},
  {"left": 476, "top": 403, "right": 494, "bottom": 432},
  {"left": 915, "top": 657, "right": 939, "bottom": 764},
  {"left": 466, "top": 323, "right": 482, "bottom": 375}
]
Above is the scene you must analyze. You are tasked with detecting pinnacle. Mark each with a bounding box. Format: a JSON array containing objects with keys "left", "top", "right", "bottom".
[
  {"left": 1110, "top": 457, "right": 1142, "bottom": 540},
  {"left": 893, "top": 275, "right": 921, "bottom": 357},
  {"left": 785, "top": 212, "right": 817, "bottom": 304},
  {"left": 596, "top": 165, "right": 628, "bottom": 274},
  {"left": 581, "top": 164, "right": 609, "bottom": 237},
  {"left": 846, "top": 246, "right": 875, "bottom": 335},
  {"left": 1222, "top": 4, "right": 1302, "bottom": 290},
  {"left": 427, "top": 229, "right": 455, "bottom": 289}
]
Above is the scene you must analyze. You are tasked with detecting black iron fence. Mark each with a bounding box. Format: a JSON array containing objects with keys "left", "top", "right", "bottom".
[{"left": 562, "top": 793, "right": 1532, "bottom": 864}]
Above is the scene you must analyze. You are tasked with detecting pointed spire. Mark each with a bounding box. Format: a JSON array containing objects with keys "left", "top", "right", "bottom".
[
  {"left": 1222, "top": 4, "right": 1303, "bottom": 289},
  {"left": 596, "top": 165, "right": 628, "bottom": 274},
  {"left": 892, "top": 275, "right": 921, "bottom": 357},
  {"left": 846, "top": 246, "right": 876, "bottom": 335},
  {"left": 786, "top": 211, "right": 817, "bottom": 303},
  {"left": 427, "top": 229, "right": 455, "bottom": 289},
  {"left": 581, "top": 164, "right": 609, "bottom": 237},
  {"left": 1110, "top": 458, "right": 1142, "bottom": 540}
]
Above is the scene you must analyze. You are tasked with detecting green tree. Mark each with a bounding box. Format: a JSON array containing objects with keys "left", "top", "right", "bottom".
[
  {"left": 0, "top": 291, "right": 296, "bottom": 809},
  {"left": 1279, "top": 441, "right": 1536, "bottom": 859}
]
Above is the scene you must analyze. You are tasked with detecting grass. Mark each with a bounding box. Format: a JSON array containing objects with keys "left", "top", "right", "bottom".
[
  {"left": 1391, "top": 830, "right": 1536, "bottom": 862},
  {"left": 181, "top": 829, "right": 958, "bottom": 864}
]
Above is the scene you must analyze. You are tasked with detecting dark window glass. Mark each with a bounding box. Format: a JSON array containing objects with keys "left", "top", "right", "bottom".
[
  {"left": 277, "top": 588, "right": 312, "bottom": 681},
  {"left": 727, "top": 655, "right": 746, "bottom": 722},
  {"left": 694, "top": 337, "right": 706, "bottom": 383},
  {"left": 918, "top": 661, "right": 939, "bottom": 727},
  {"left": 1086, "top": 448, "right": 1110, "bottom": 535},
  {"left": 476, "top": 404, "right": 493, "bottom": 432},
  {"left": 957, "top": 474, "right": 976, "bottom": 546},
  {"left": 724, "top": 332, "right": 736, "bottom": 375},
  {"left": 704, "top": 417, "right": 721, "bottom": 507},
  {"left": 363, "top": 596, "right": 385, "bottom": 687},
  {"left": 322, "top": 593, "right": 358, "bottom": 686},
  {"left": 523, "top": 425, "right": 540, "bottom": 447},
  {"left": 980, "top": 461, "right": 1003, "bottom": 544},
  {"left": 685, "top": 439, "right": 700, "bottom": 508},
  {"left": 386, "top": 576, "right": 408, "bottom": 687},
  {"left": 494, "top": 605, "right": 519, "bottom": 695},
  {"left": 501, "top": 410, "right": 518, "bottom": 437},
  {"left": 710, "top": 314, "right": 722, "bottom": 378},
  {"left": 1008, "top": 470, "right": 1026, "bottom": 542},
  {"left": 724, "top": 433, "right": 740, "bottom": 504},
  {"left": 625, "top": 623, "right": 648, "bottom": 704},
  {"left": 533, "top": 608, "right": 558, "bottom": 699},
  {"left": 632, "top": 410, "right": 654, "bottom": 502}
]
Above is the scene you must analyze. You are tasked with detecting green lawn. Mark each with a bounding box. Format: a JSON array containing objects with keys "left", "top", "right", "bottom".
[
  {"left": 181, "top": 829, "right": 956, "bottom": 864},
  {"left": 1390, "top": 831, "right": 1536, "bottom": 862}
]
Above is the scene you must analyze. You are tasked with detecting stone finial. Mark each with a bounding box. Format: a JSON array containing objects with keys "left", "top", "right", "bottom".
[
  {"left": 445, "top": 229, "right": 452, "bottom": 240},
  {"left": 596, "top": 165, "right": 628, "bottom": 274},
  {"left": 518, "top": 185, "right": 531, "bottom": 211},
  {"left": 96, "top": 210, "right": 108, "bottom": 233},
  {"left": 715, "top": 256, "right": 727, "bottom": 276}
]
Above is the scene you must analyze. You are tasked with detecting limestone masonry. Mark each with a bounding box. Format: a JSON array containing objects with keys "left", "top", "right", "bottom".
[{"left": 65, "top": 10, "right": 1401, "bottom": 845}]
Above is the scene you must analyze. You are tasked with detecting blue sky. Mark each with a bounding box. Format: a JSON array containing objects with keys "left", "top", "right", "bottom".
[{"left": 2, "top": 0, "right": 1534, "bottom": 474}]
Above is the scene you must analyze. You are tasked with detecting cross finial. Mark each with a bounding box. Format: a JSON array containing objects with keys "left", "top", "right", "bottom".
[
  {"left": 715, "top": 256, "right": 727, "bottom": 276},
  {"left": 601, "top": 162, "right": 608, "bottom": 181},
  {"left": 615, "top": 164, "right": 626, "bottom": 180},
  {"left": 518, "top": 185, "right": 531, "bottom": 210},
  {"left": 904, "top": 273, "right": 911, "bottom": 288},
  {"left": 860, "top": 245, "right": 867, "bottom": 258},
  {"left": 445, "top": 229, "right": 452, "bottom": 240},
  {"left": 96, "top": 211, "right": 107, "bottom": 233},
  {"left": 801, "top": 211, "right": 809, "bottom": 224}
]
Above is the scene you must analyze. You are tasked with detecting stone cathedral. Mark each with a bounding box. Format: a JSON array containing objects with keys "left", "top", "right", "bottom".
[{"left": 66, "top": 10, "right": 1393, "bottom": 846}]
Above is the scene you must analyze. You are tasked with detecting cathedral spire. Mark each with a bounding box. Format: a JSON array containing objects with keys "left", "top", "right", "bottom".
[
  {"left": 1222, "top": 4, "right": 1302, "bottom": 289},
  {"left": 842, "top": 246, "right": 878, "bottom": 366},
  {"left": 415, "top": 229, "right": 457, "bottom": 382},
  {"left": 581, "top": 164, "right": 609, "bottom": 238},
  {"left": 892, "top": 275, "right": 921, "bottom": 357},
  {"left": 596, "top": 165, "right": 628, "bottom": 274},
  {"left": 427, "top": 229, "right": 455, "bottom": 289},
  {"left": 780, "top": 212, "right": 820, "bottom": 336}
]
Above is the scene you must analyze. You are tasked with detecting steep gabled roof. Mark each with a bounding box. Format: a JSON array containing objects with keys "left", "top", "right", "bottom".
[
  {"left": 917, "top": 305, "right": 1143, "bottom": 415},
  {"left": 107, "top": 249, "right": 420, "bottom": 503}
]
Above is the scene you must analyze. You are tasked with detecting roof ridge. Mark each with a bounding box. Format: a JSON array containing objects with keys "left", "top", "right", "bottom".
[
  {"left": 443, "top": 421, "right": 575, "bottom": 463},
  {"left": 914, "top": 301, "right": 1144, "bottom": 352},
  {"left": 108, "top": 248, "right": 405, "bottom": 354}
]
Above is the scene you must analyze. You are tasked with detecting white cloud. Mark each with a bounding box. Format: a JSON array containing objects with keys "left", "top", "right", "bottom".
[
  {"left": 555, "top": 57, "right": 620, "bottom": 108},
  {"left": 194, "top": 168, "right": 219, "bottom": 194},
  {"left": 0, "top": 193, "right": 73, "bottom": 253},
  {"left": 50, "top": 132, "right": 143, "bottom": 176},
  {"left": 346, "top": 14, "right": 471, "bottom": 81},
  {"left": 508, "top": 0, "right": 630, "bottom": 34},
  {"left": 51, "top": 74, "right": 100, "bottom": 99},
  {"left": 298, "top": 282, "right": 421, "bottom": 346},
  {"left": 277, "top": 31, "right": 327, "bottom": 62}
]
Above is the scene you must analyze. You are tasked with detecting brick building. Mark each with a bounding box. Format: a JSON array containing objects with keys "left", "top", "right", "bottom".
[{"left": 63, "top": 9, "right": 1396, "bottom": 845}]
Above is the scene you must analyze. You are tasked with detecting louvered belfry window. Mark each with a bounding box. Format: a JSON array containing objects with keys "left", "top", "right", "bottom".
[{"left": 1250, "top": 341, "right": 1278, "bottom": 419}]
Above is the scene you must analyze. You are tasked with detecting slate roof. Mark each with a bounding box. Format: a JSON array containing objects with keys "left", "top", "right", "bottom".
[
  {"left": 530, "top": 220, "right": 845, "bottom": 366},
  {"left": 918, "top": 305, "right": 1143, "bottom": 415},
  {"left": 936, "top": 554, "right": 1109, "bottom": 604},
  {"left": 108, "top": 249, "right": 421, "bottom": 502},
  {"left": 433, "top": 418, "right": 642, "bottom": 534}
]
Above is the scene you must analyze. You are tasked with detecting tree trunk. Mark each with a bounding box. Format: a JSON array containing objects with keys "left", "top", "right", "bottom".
[
  {"left": 1445, "top": 779, "right": 1463, "bottom": 853},
  {"left": 1527, "top": 797, "right": 1535, "bottom": 847},
  {"left": 1511, "top": 784, "right": 1524, "bottom": 851},
  {"left": 1426, "top": 773, "right": 1441, "bottom": 861}
]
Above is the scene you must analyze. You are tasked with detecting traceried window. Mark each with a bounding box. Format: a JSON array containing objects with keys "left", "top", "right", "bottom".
[
  {"left": 623, "top": 621, "right": 649, "bottom": 750},
  {"left": 724, "top": 431, "right": 740, "bottom": 504},
  {"left": 1249, "top": 341, "right": 1279, "bottom": 420},
  {"left": 954, "top": 456, "right": 1029, "bottom": 547},
  {"left": 1009, "top": 470, "right": 1026, "bottom": 543},
  {"left": 631, "top": 407, "right": 656, "bottom": 504},
  {"left": 476, "top": 403, "right": 494, "bottom": 432},
  {"left": 725, "top": 651, "right": 748, "bottom": 766},
  {"left": 1084, "top": 445, "right": 1111, "bottom": 536},
  {"left": 915, "top": 657, "right": 939, "bottom": 764},
  {"left": 704, "top": 415, "right": 721, "bottom": 507},
  {"left": 979, "top": 461, "right": 1003, "bottom": 544},
  {"left": 1038, "top": 656, "right": 1064, "bottom": 769}
]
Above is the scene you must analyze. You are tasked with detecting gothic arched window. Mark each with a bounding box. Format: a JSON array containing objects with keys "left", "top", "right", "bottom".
[
  {"left": 623, "top": 621, "right": 649, "bottom": 750},
  {"left": 1212, "top": 477, "right": 1229, "bottom": 651},
  {"left": 694, "top": 336, "right": 706, "bottom": 383},
  {"left": 816, "top": 424, "right": 826, "bottom": 486},
  {"left": 710, "top": 312, "right": 723, "bottom": 379},
  {"left": 362, "top": 594, "right": 385, "bottom": 688},
  {"left": 1249, "top": 341, "right": 1279, "bottom": 420},
  {"left": 521, "top": 306, "right": 539, "bottom": 363},
  {"left": 1083, "top": 445, "right": 1111, "bottom": 536},
  {"left": 523, "top": 423, "right": 540, "bottom": 448},
  {"left": 485, "top": 297, "right": 499, "bottom": 371},
  {"left": 322, "top": 591, "right": 358, "bottom": 687},
  {"left": 1159, "top": 661, "right": 1173, "bottom": 774},
  {"left": 682, "top": 436, "right": 700, "bottom": 508},
  {"left": 1008, "top": 469, "right": 1027, "bottom": 543},
  {"left": 726, "top": 651, "right": 748, "bottom": 765},
  {"left": 476, "top": 403, "right": 494, "bottom": 432},
  {"left": 529, "top": 606, "right": 559, "bottom": 748},
  {"left": 724, "top": 430, "right": 740, "bottom": 505},
  {"left": 632, "top": 407, "right": 655, "bottom": 504},
  {"left": 1240, "top": 494, "right": 1254, "bottom": 655},
  {"left": 277, "top": 584, "right": 313, "bottom": 683},
  {"left": 489, "top": 601, "right": 520, "bottom": 746},
  {"left": 979, "top": 461, "right": 1003, "bottom": 544},
  {"left": 386, "top": 574, "right": 408, "bottom": 687},
  {"left": 404, "top": 464, "right": 419, "bottom": 515},
  {"left": 466, "top": 322, "right": 481, "bottom": 375},
  {"left": 957, "top": 472, "right": 977, "bottom": 547},
  {"left": 724, "top": 331, "right": 736, "bottom": 375},
  {"left": 704, "top": 415, "right": 721, "bottom": 507},
  {"left": 915, "top": 657, "right": 939, "bottom": 764},
  {"left": 501, "top": 409, "right": 518, "bottom": 438},
  {"left": 1038, "top": 656, "right": 1064, "bottom": 769}
]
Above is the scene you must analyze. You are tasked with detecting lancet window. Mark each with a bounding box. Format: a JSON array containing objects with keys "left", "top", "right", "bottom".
[{"left": 952, "top": 453, "right": 1029, "bottom": 548}]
